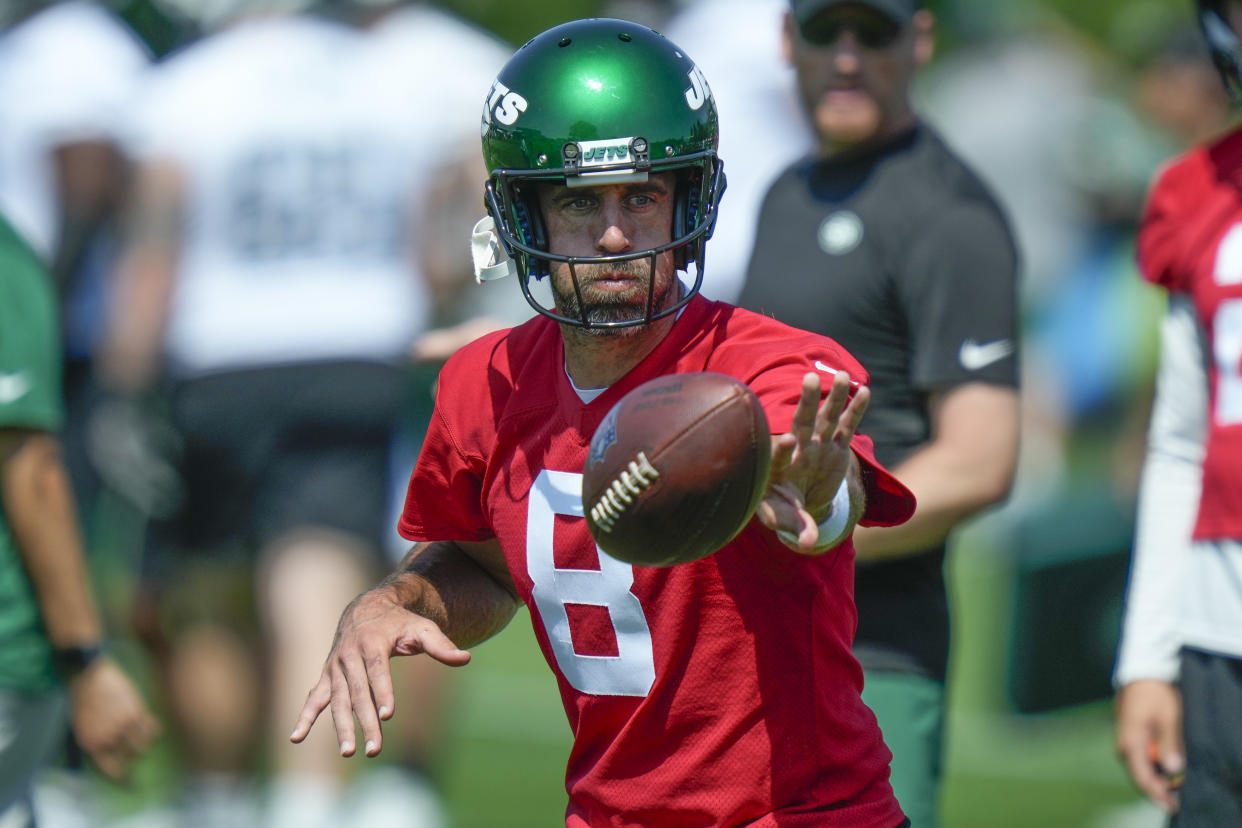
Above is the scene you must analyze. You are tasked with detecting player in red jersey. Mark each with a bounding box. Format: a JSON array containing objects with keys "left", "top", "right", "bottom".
[
  {"left": 291, "top": 19, "right": 916, "bottom": 827},
  {"left": 1115, "top": 2, "right": 1242, "bottom": 823}
]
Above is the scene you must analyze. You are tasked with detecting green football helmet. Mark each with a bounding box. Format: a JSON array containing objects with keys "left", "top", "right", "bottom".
[{"left": 481, "top": 18, "right": 726, "bottom": 329}]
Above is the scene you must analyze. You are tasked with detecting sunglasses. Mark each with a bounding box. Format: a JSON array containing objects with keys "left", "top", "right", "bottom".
[{"left": 799, "top": 13, "right": 903, "bottom": 49}]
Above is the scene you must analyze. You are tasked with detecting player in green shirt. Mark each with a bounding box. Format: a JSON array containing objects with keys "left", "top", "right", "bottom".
[{"left": 0, "top": 211, "right": 158, "bottom": 822}]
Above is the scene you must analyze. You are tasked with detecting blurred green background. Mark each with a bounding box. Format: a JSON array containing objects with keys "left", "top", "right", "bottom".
[{"left": 113, "top": 0, "right": 1203, "bottom": 62}]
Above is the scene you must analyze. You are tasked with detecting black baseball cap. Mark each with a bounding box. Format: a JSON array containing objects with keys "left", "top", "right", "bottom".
[{"left": 788, "top": 0, "right": 920, "bottom": 27}]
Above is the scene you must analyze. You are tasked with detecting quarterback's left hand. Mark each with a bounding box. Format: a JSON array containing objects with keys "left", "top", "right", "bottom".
[{"left": 756, "top": 371, "right": 868, "bottom": 552}]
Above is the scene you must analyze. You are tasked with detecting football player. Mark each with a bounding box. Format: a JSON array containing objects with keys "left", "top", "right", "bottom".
[
  {"left": 293, "top": 18, "right": 917, "bottom": 828},
  {"left": 1114, "top": 1, "right": 1242, "bottom": 823}
]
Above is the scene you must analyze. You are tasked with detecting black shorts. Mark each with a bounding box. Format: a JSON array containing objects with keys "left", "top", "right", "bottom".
[
  {"left": 145, "top": 360, "right": 409, "bottom": 578},
  {"left": 1173, "top": 648, "right": 1242, "bottom": 828}
]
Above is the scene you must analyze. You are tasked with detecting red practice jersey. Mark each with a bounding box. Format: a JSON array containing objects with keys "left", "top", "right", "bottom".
[
  {"left": 400, "top": 296, "right": 915, "bottom": 828},
  {"left": 1138, "top": 128, "right": 1242, "bottom": 541}
]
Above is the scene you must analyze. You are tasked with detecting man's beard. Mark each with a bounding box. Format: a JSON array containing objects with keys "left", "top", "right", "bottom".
[{"left": 552, "top": 258, "right": 677, "bottom": 334}]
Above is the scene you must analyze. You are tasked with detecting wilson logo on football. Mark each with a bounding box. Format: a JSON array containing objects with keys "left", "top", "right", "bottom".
[
  {"left": 588, "top": 452, "right": 660, "bottom": 533},
  {"left": 589, "top": 408, "right": 619, "bottom": 465}
]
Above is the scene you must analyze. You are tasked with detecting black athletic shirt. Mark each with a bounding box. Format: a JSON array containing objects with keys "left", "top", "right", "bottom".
[{"left": 739, "top": 123, "right": 1019, "bottom": 681}]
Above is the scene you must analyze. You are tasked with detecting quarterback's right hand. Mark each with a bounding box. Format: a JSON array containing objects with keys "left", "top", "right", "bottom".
[{"left": 290, "top": 585, "right": 471, "bottom": 758}]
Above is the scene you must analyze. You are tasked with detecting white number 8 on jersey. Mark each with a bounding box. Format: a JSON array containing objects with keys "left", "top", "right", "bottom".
[{"left": 525, "top": 470, "right": 656, "bottom": 697}]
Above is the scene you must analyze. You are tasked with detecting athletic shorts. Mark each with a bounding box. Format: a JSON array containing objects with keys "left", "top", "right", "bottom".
[
  {"left": 0, "top": 688, "right": 66, "bottom": 824},
  {"left": 861, "top": 669, "right": 945, "bottom": 828},
  {"left": 1172, "top": 648, "right": 1242, "bottom": 828},
  {"left": 145, "top": 360, "right": 409, "bottom": 579}
]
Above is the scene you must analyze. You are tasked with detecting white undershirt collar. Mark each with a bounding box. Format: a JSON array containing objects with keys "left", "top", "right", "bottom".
[{"left": 564, "top": 304, "right": 688, "bottom": 403}]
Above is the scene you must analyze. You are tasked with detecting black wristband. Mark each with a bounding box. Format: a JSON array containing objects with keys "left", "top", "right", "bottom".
[{"left": 51, "top": 643, "right": 106, "bottom": 680}]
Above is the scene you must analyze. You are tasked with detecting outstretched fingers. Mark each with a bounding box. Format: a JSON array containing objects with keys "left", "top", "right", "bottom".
[
  {"left": 288, "top": 638, "right": 399, "bottom": 757},
  {"left": 812, "top": 370, "right": 851, "bottom": 442},
  {"left": 334, "top": 636, "right": 405, "bottom": 757},
  {"left": 330, "top": 654, "right": 364, "bottom": 756},
  {"left": 365, "top": 648, "right": 397, "bottom": 726},
  {"left": 831, "top": 379, "right": 869, "bottom": 444},
  {"left": 761, "top": 369, "right": 870, "bottom": 551},
  {"left": 789, "top": 372, "right": 823, "bottom": 445},
  {"left": 799, "top": 370, "right": 859, "bottom": 447},
  {"left": 412, "top": 622, "right": 473, "bottom": 667},
  {"left": 290, "top": 672, "right": 332, "bottom": 744},
  {"left": 289, "top": 612, "right": 473, "bottom": 758}
]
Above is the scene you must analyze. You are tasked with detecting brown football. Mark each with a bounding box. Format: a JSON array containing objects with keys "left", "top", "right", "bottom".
[{"left": 582, "top": 372, "right": 772, "bottom": 567}]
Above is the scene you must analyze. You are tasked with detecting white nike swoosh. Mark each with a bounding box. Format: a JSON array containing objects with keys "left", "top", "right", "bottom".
[
  {"left": 958, "top": 338, "right": 1014, "bottom": 371},
  {"left": 0, "top": 372, "right": 32, "bottom": 404},
  {"left": 813, "top": 360, "right": 863, "bottom": 388},
  {"left": 813, "top": 360, "right": 838, "bottom": 375}
]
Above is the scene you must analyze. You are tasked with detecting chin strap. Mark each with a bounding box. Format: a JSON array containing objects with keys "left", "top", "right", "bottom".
[{"left": 471, "top": 216, "right": 518, "bottom": 283}]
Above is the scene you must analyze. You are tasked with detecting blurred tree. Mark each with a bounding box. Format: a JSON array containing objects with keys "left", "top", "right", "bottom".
[
  {"left": 116, "top": 0, "right": 199, "bottom": 55},
  {"left": 439, "top": 0, "right": 607, "bottom": 45}
]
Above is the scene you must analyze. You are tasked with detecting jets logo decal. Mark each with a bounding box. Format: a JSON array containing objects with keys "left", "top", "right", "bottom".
[
  {"left": 577, "top": 138, "right": 634, "bottom": 168},
  {"left": 483, "top": 79, "right": 528, "bottom": 126},
  {"left": 817, "top": 211, "right": 864, "bottom": 256},
  {"left": 684, "top": 65, "right": 712, "bottom": 111}
]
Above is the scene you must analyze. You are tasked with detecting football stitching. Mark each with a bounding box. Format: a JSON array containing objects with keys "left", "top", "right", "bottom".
[{"left": 589, "top": 452, "right": 660, "bottom": 533}]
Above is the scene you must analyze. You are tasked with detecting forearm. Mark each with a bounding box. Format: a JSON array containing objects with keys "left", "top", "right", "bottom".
[
  {"left": 381, "top": 540, "right": 520, "bottom": 650},
  {"left": 98, "top": 162, "right": 182, "bottom": 393},
  {"left": 97, "top": 249, "right": 176, "bottom": 393},
  {"left": 845, "top": 455, "right": 866, "bottom": 529},
  {"left": 855, "top": 383, "right": 1017, "bottom": 562},
  {"left": 853, "top": 445, "right": 999, "bottom": 559},
  {"left": 51, "top": 140, "right": 124, "bottom": 297},
  {"left": 1115, "top": 295, "right": 1205, "bottom": 685},
  {"left": 1, "top": 432, "right": 102, "bottom": 647},
  {"left": 1114, "top": 444, "right": 1198, "bottom": 685}
]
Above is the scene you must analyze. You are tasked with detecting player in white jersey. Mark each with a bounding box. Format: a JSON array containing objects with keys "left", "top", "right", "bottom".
[
  {"left": 99, "top": 2, "right": 510, "bottom": 825},
  {"left": 0, "top": 1, "right": 148, "bottom": 266}
]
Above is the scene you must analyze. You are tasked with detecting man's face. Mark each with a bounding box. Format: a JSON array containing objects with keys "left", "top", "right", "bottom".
[
  {"left": 537, "top": 171, "right": 680, "bottom": 333},
  {"left": 784, "top": 4, "right": 932, "bottom": 152}
]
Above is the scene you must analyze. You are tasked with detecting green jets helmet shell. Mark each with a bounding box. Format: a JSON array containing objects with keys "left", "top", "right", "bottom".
[{"left": 481, "top": 20, "right": 717, "bottom": 174}]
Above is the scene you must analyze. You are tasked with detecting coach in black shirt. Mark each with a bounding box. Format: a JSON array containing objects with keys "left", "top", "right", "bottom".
[{"left": 738, "top": 1, "right": 1020, "bottom": 824}]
